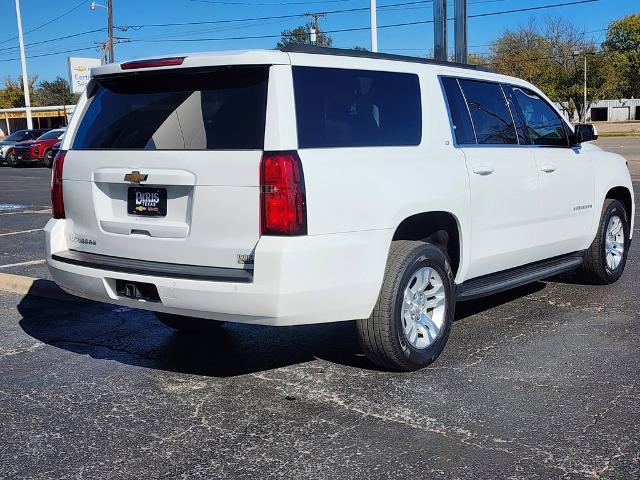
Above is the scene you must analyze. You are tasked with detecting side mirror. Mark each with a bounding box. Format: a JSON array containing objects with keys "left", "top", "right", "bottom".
[{"left": 572, "top": 123, "right": 598, "bottom": 146}]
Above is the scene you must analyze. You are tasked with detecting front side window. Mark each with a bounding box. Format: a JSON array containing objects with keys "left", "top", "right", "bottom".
[
  {"left": 458, "top": 79, "right": 518, "bottom": 145},
  {"left": 293, "top": 66, "right": 422, "bottom": 148},
  {"left": 72, "top": 66, "right": 269, "bottom": 150},
  {"left": 510, "top": 87, "right": 569, "bottom": 147}
]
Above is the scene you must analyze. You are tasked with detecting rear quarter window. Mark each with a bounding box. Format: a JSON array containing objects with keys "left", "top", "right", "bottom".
[
  {"left": 72, "top": 66, "right": 269, "bottom": 150},
  {"left": 293, "top": 66, "right": 422, "bottom": 148}
]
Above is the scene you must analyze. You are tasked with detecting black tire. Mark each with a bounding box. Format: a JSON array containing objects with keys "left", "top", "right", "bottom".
[
  {"left": 154, "top": 312, "right": 225, "bottom": 333},
  {"left": 357, "top": 240, "right": 456, "bottom": 371},
  {"left": 42, "top": 149, "right": 53, "bottom": 168},
  {"left": 580, "top": 199, "right": 630, "bottom": 284},
  {"left": 6, "top": 150, "right": 19, "bottom": 167}
]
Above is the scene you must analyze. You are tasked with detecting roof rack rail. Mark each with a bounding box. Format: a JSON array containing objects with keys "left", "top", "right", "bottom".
[{"left": 281, "top": 44, "right": 490, "bottom": 72}]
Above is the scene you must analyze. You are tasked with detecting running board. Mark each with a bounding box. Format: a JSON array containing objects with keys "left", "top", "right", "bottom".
[{"left": 456, "top": 252, "right": 584, "bottom": 302}]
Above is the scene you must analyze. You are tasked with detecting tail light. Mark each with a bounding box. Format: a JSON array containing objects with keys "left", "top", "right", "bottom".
[
  {"left": 260, "top": 151, "right": 307, "bottom": 236},
  {"left": 51, "top": 150, "right": 66, "bottom": 219}
]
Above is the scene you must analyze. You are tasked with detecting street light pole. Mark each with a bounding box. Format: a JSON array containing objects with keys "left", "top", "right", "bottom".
[
  {"left": 91, "top": 1, "right": 114, "bottom": 63},
  {"left": 370, "top": 0, "right": 378, "bottom": 53},
  {"left": 583, "top": 55, "right": 587, "bottom": 122},
  {"left": 433, "top": 0, "right": 447, "bottom": 62},
  {"left": 454, "top": 0, "right": 467, "bottom": 63},
  {"left": 14, "top": 0, "right": 32, "bottom": 129}
]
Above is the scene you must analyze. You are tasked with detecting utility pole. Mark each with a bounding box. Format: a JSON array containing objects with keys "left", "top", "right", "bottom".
[
  {"left": 306, "top": 13, "right": 326, "bottom": 46},
  {"left": 107, "top": 0, "right": 114, "bottom": 63},
  {"left": 370, "top": 0, "right": 378, "bottom": 52},
  {"left": 454, "top": 0, "right": 467, "bottom": 63},
  {"left": 433, "top": 0, "right": 447, "bottom": 62},
  {"left": 14, "top": 0, "right": 32, "bottom": 129}
]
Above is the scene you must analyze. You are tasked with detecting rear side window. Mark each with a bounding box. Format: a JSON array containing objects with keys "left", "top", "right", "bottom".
[
  {"left": 510, "top": 86, "right": 569, "bottom": 147},
  {"left": 458, "top": 79, "right": 517, "bottom": 145},
  {"left": 72, "top": 66, "right": 269, "bottom": 150},
  {"left": 293, "top": 66, "right": 421, "bottom": 148},
  {"left": 441, "top": 77, "right": 475, "bottom": 145}
]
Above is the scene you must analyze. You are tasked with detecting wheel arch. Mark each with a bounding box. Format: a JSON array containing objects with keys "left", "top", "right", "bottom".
[
  {"left": 605, "top": 186, "right": 633, "bottom": 225},
  {"left": 392, "top": 211, "right": 463, "bottom": 278}
]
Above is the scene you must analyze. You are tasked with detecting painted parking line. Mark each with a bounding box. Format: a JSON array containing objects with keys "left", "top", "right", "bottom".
[
  {"left": 0, "top": 228, "right": 42, "bottom": 237},
  {"left": 0, "top": 271, "right": 80, "bottom": 301},
  {"left": 0, "top": 209, "right": 51, "bottom": 216},
  {"left": 0, "top": 204, "right": 30, "bottom": 212},
  {"left": 0, "top": 259, "right": 46, "bottom": 269}
]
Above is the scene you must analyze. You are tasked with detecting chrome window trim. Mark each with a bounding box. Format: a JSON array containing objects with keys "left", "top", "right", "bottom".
[
  {"left": 439, "top": 74, "right": 576, "bottom": 150},
  {"left": 508, "top": 84, "right": 572, "bottom": 149},
  {"left": 437, "top": 75, "right": 476, "bottom": 148},
  {"left": 497, "top": 83, "right": 522, "bottom": 145},
  {"left": 456, "top": 78, "right": 478, "bottom": 144}
]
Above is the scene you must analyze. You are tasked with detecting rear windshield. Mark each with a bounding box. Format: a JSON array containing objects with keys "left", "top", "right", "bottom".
[{"left": 72, "top": 66, "right": 269, "bottom": 150}]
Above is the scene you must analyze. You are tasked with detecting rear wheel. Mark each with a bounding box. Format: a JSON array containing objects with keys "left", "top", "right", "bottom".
[
  {"left": 357, "top": 240, "right": 455, "bottom": 371},
  {"left": 154, "top": 312, "right": 226, "bottom": 333},
  {"left": 580, "top": 199, "right": 630, "bottom": 284}
]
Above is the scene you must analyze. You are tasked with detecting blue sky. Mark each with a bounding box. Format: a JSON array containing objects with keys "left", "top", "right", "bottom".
[{"left": 0, "top": 0, "right": 637, "bottom": 82}]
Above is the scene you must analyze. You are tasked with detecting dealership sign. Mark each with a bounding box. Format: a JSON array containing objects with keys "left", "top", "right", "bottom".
[{"left": 68, "top": 57, "right": 101, "bottom": 94}]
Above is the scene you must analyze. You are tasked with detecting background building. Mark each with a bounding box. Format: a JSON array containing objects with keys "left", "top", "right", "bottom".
[{"left": 0, "top": 105, "right": 75, "bottom": 137}]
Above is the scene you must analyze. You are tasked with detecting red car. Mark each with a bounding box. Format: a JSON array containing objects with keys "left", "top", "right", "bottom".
[{"left": 10, "top": 128, "right": 66, "bottom": 168}]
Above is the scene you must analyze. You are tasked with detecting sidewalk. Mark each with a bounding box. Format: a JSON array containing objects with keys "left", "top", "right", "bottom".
[{"left": 592, "top": 121, "right": 640, "bottom": 136}]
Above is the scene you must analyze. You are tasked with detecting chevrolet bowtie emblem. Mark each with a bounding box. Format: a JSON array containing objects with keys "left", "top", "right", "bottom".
[{"left": 124, "top": 171, "right": 148, "bottom": 184}]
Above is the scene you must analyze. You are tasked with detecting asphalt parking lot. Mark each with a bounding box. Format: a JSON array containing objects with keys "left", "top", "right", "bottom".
[{"left": 0, "top": 139, "right": 639, "bottom": 479}]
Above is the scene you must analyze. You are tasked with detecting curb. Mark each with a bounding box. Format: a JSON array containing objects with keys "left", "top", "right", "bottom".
[{"left": 0, "top": 272, "right": 83, "bottom": 302}]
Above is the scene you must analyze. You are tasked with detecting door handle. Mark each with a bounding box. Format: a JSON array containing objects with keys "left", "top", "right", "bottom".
[
  {"left": 472, "top": 165, "right": 495, "bottom": 175},
  {"left": 540, "top": 164, "right": 557, "bottom": 173}
]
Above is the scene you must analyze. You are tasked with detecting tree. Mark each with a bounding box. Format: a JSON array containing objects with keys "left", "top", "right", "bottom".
[
  {"left": 35, "top": 77, "right": 79, "bottom": 106},
  {"left": 0, "top": 75, "right": 39, "bottom": 109},
  {"left": 276, "top": 23, "right": 332, "bottom": 50},
  {"left": 601, "top": 14, "right": 640, "bottom": 98},
  {"left": 486, "top": 18, "right": 609, "bottom": 121}
]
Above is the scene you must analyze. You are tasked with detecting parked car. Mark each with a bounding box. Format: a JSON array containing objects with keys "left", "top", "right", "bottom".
[
  {"left": 49, "top": 141, "right": 62, "bottom": 168},
  {"left": 44, "top": 46, "right": 635, "bottom": 371},
  {"left": 0, "top": 129, "right": 48, "bottom": 165},
  {"left": 10, "top": 128, "right": 66, "bottom": 167}
]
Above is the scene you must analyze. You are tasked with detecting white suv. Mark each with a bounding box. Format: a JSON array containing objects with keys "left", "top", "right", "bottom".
[{"left": 45, "top": 46, "right": 635, "bottom": 371}]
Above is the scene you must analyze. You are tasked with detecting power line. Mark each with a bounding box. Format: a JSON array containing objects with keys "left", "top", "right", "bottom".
[
  {"left": 189, "top": 0, "right": 356, "bottom": 4},
  {"left": 129, "top": 0, "right": 601, "bottom": 43},
  {"left": 0, "top": 45, "right": 98, "bottom": 64},
  {"left": 124, "top": 0, "right": 433, "bottom": 29},
  {"left": 0, "top": 0, "right": 602, "bottom": 65},
  {"left": 0, "top": 0, "right": 90, "bottom": 46},
  {"left": 0, "top": 28, "right": 106, "bottom": 55}
]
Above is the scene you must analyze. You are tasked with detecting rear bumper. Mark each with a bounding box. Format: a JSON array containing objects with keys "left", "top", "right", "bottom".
[{"left": 45, "top": 219, "right": 391, "bottom": 326}]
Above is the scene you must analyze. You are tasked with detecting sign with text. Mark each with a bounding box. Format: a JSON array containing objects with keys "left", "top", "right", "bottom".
[{"left": 68, "top": 57, "right": 101, "bottom": 94}]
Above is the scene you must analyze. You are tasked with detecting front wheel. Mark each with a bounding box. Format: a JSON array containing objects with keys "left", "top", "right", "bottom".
[
  {"left": 154, "top": 312, "right": 225, "bottom": 333},
  {"left": 357, "top": 240, "right": 456, "bottom": 371},
  {"left": 42, "top": 149, "right": 54, "bottom": 168},
  {"left": 6, "top": 150, "right": 18, "bottom": 167},
  {"left": 580, "top": 199, "right": 630, "bottom": 284}
]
